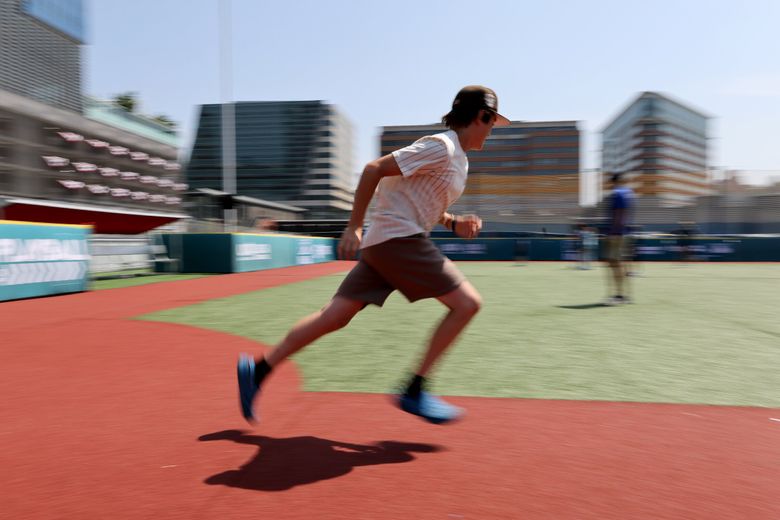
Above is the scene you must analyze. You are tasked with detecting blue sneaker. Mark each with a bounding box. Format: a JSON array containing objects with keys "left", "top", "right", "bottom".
[
  {"left": 397, "top": 391, "right": 463, "bottom": 424},
  {"left": 237, "top": 355, "right": 259, "bottom": 422}
]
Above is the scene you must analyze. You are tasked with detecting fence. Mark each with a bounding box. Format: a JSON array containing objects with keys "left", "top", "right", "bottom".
[{"left": 158, "top": 232, "right": 335, "bottom": 273}]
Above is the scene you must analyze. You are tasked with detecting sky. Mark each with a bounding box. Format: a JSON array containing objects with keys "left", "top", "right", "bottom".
[{"left": 85, "top": 0, "right": 780, "bottom": 202}]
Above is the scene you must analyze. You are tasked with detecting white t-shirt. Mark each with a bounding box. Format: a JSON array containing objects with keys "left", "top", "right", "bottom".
[{"left": 361, "top": 130, "right": 468, "bottom": 249}]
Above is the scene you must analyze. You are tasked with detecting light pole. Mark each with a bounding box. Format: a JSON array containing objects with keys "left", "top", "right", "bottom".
[{"left": 220, "top": 0, "right": 237, "bottom": 231}]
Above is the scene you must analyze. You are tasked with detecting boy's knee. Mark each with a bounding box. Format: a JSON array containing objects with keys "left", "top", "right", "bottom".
[{"left": 459, "top": 294, "right": 482, "bottom": 317}]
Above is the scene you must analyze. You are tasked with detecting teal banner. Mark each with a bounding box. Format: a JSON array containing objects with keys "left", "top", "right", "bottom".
[
  {"left": 233, "top": 234, "right": 335, "bottom": 273},
  {"left": 160, "top": 233, "right": 336, "bottom": 274},
  {"left": 0, "top": 221, "right": 91, "bottom": 302}
]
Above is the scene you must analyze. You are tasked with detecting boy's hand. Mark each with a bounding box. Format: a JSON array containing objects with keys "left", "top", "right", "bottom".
[
  {"left": 338, "top": 226, "right": 362, "bottom": 259},
  {"left": 454, "top": 214, "right": 482, "bottom": 239}
]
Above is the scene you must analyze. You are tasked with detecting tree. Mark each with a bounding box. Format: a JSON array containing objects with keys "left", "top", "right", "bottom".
[
  {"left": 152, "top": 115, "right": 177, "bottom": 129},
  {"left": 113, "top": 92, "right": 138, "bottom": 112}
]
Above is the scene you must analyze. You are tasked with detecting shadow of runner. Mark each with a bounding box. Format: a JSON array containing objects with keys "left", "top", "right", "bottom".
[{"left": 199, "top": 430, "right": 442, "bottom": 491}]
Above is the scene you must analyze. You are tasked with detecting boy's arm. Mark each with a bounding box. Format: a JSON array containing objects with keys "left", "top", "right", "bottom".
[
  {"left": 439, "top": 212, "right": 457, "bottom": 231},
  {"left": 338, "top": 154, "right": 402, "bottom": 259}
]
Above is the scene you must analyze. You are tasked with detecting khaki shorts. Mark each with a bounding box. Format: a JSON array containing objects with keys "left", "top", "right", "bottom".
[
  {"left": 606, "top": 235, "right": 627, "bottom": 262},
  {"left": 336, "top": 235, "right": 465, "bottom": 306}
]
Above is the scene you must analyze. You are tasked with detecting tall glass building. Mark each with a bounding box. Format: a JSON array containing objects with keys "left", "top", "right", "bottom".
[
  {"left": 601, "top": 92, "right": 711, "bottom": 204},
  {"left": 187, "top": 101, "right": 354, "bottom": 219},
  {"left": 380, "top": 121, "right": 581, "bottom": 229},
  {"left": 0, "top": 0, "right": 85, "bottom": 113}
]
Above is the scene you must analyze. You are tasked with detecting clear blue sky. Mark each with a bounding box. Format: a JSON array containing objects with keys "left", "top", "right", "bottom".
[{"left": 86, "top": 0, "right": 780, "bottom": 192}]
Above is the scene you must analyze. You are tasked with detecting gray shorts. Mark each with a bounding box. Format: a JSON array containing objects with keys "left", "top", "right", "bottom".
[
  {"left": 336, "top": 235, "right": 465, "bottom": 306},
  {"left": 606, "top": 235, "right": 627, "bottom": 262}
]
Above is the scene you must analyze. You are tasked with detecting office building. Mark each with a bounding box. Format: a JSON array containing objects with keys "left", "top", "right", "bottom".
[
  {"left": 601, "top": 91, "right": 711, "bottom": 204},
  {"left": 187, "top": 101, "right": 354, "bottom": 219}
]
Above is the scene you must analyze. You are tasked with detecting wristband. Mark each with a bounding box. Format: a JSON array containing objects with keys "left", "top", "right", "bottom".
[{"left": 450, "top": 216, "right": 457, "bottom": 232}]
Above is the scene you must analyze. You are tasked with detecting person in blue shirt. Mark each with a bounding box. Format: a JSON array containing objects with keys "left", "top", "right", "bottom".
[{"left": 605, "top": 173, "right": 634, "bottom": 304}]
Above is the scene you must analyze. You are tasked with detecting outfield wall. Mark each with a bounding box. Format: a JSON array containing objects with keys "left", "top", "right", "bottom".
[
  {"left": 432, "top": 237, "right": 780, "bottom": 262},
  {"left": 0, "top": 220, "right": 91, "bottom": 302},
  {"left": 157, "top": 233, "right": 778, "bottom": 272},
  {"left": 158, "top": 233, "right": 335, "bottom": 273}
]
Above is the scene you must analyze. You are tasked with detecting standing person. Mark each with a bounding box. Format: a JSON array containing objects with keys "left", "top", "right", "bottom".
[
  {"left": 237, "top": 86, "right": 511, "bottom": 425},
  {"left": 604, "top": 173, "right": 634, "bottom": 304}
]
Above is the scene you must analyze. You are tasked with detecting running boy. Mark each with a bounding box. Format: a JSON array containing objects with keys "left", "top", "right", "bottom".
[{"left": 237, "top": 86, "right": 510, "bottom": 424}]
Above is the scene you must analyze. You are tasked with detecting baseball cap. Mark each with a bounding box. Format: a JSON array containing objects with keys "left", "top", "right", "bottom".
[{"left": 450, "top": 85, "right": 511, "bottom": 126}]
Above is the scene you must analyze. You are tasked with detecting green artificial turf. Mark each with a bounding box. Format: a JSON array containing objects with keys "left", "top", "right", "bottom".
[{"left": 141, "top": 262, "right": 780, "bottom": 407}]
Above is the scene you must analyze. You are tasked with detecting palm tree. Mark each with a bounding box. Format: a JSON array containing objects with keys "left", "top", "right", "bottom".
[
  {"left": 152, "top": 115, "right": 177, "bottom": 129},
  {"left": 113, "top": 92, "right": 138, "bottom": 112}
]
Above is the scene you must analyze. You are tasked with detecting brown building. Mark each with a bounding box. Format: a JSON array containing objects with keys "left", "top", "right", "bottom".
[{"left": 380, "top": 121, "right": 581, "bottom": 230}]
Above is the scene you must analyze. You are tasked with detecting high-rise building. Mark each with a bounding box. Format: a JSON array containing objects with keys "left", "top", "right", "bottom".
[
  {"left": 0, "top": 0, "right": 85, "bottom": 113},
  {"left": 186, "top": 101, "right": 354, "bottom": 219},
  {"left": 380, "top": 121, "right": 581, "bottom": 229},
  {"left": 601, "top": 92, "right": 711, "bottom": 204}
]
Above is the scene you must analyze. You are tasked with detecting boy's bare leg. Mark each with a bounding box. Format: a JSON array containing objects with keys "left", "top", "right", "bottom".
[
  {"left": 397, "top": 280, "right": 481, "bottom": 424},
  {"left": 265, "top": 296, "right": 365, "bottom": 367},
  {"left": 415, "top": 280, "right": 482, "bottom": 377},
  {"left": 238, "top": 296, "right": 364, "bottom": 422}
]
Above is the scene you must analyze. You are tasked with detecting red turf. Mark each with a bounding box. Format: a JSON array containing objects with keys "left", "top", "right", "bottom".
[{"left": 0, "top": 262, "right": 777, "bottom": 519}]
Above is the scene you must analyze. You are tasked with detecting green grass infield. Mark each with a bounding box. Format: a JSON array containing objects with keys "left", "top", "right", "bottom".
[{"left": 141, "top": 262, "right": 780, "bottom": 407}]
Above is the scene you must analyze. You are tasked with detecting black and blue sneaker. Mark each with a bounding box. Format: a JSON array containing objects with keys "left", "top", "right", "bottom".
[
  {"left": 237, "top": 354, "right": 259, "bottom": 422},
  {"left": 398, "top": 391, "right": 464, "bottom": 425}
]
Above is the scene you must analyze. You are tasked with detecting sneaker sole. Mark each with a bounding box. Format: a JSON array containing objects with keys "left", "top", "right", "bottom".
[{"left": 237, "top": 356, "right": 257, "bottom": 423}]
